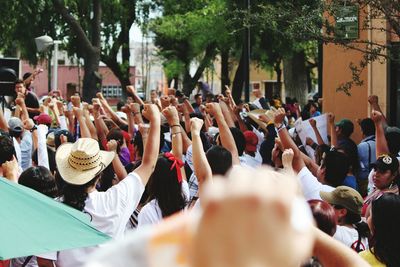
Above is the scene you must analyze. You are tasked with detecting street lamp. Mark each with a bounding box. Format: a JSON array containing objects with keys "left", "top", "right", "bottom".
[{"left": 35, "top": 35, "right": 62, "bottom": 91}]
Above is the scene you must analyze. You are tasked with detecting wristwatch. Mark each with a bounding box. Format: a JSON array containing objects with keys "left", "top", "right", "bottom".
[{"left": 30, "top": 125, "right": 37, "bottom": 132}]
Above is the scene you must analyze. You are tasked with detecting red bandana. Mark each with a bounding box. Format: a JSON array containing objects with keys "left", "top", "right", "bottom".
[{"left": 164, "top": 152, "right": 184, "bottom": 183}]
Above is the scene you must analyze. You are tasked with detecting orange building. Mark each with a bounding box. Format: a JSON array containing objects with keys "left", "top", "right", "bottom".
[{"left": 322, "top": 5, "right": 399, "bottom": 142}]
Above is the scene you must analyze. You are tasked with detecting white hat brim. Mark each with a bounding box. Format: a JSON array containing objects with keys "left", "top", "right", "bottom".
[{"left": 56, "top": 143, "right": 115, "bottom": 185}]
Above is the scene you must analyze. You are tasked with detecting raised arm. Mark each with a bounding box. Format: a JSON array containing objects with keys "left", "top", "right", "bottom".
[
  {"left": 163, "top": 106, "right": 183, "bottom": 160},
  {"left": 327, "top": 113, "right": 337, "bottom": 148},
  {"left": 218, "top": 100, "right": 235, "bottom": 128},
  {"left": 0, "top": 105, "right": 9, "bottom": 132},
  {"left": 371, "top": 110, "right": 389, "bottom": 156},
  {"left": 126, "top": 85, "right": 145, "bottom": 107},
  {"left": 97, "top": 93, "right": 128, "bottom": 128},
  {"left": 15, "top": 96, "right": 29, "bottom": 122},
  {"left": 107, "top": 139, "right": 128, "bottom": 181},
  {"left": 368, "top": 95, "right": 387, "bottom": 127},
  {"left": 273, "top": 108, "right": 306, "bottom": 173},
  {"left": 83, "top": 103, "right": 98, "bottom": 140},
  {"left": 190, "top": 118, "right": 212, "bottom": 185},
  {"left": 206, "top": 103, "right": 240, "bottom": 165},
  {"left": 73, "top": 107, "right": 91, "bottom": 138},
  {"left": 134, "top": 104, "right": 161, "bottom": 185},
  {"left": 313, "top": 228, "right": 370, "bottom": 267},
  {"left": 309, "top": 118, "right": 325, "bottom": 145}
]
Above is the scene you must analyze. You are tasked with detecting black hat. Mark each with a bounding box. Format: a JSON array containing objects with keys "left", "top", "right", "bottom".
[{"left": 371, "top": 154, "right": 399, "bottom": 173}]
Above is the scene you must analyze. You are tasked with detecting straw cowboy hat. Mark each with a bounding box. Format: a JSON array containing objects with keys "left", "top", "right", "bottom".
[{"left": 56, "top": 138, "right": 115, "bottom": 185}]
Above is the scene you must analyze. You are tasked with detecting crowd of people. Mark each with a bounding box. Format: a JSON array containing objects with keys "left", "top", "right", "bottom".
[{"left": 1, "top": 75, "right": 399, "bottom": 267}]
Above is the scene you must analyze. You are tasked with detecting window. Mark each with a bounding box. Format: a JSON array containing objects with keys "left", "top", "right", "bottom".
[{"left": 101, "top": 85, "right": 122, "bottom": 98}]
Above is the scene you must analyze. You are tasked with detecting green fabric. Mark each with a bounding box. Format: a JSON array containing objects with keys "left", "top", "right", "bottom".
[{"left": 0, "top": 178, "right": 110, "bottom": 260}]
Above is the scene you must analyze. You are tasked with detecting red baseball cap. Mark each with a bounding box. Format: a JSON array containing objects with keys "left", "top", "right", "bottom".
[
  {"left": 34, "top": 113, "right": 52, "bottom": 125},
  {"left": 244, "top": 131, "right": 258, "bottom": 153}
]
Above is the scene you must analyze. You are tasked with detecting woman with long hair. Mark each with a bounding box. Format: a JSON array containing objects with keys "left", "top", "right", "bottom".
[
  {"left": 54, "top": 104, "right": 160, "bottom": 267},
  {"left": 360, "top": 193, "right": 400, "bottom": 266},
  {"left": 138, "top": 106, "right": 189, "bottom": 226}
]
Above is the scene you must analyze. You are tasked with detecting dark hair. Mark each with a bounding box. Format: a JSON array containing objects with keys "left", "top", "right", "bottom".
[
  {"left": 62, "top": 176, "right": 99, "bottom": 211},
  {"left": 0, "top": 135, "right": 15, "bottom": 165},
  {"left": 315, "top": 144, "right": 330, "bottom": 166},
  {"left": 386, "top": 132, "right": 400, "bottom": 155},
  {"left": 117, "top": 101, "right": 125, "bottom": 111},
  {"left": 32, "top": 148, "right": 56, "bottom": 174},
  {"left": 360, "top": 118, "right": 375, "bottom": 137},
  {"left": 206, "top": 145, "right": 232, "bottom": 175},
  {"left": 308, "top": 200, "right": 337, "bottom": 236},
  {"left": 23, "top": 72, "right": 32, "bottom": 81},
  {"left": 229, "top": 127, "right": 245, "bottom": 156},
  {"left": 132, "top": 131, "right": 144, "bottom": 158},
  {"left": 194, "top": 94, "right": 202, "bottom": 99},
  {"left": 106, "top": 128, "right": 124, "bottom": 153},
  {"left": 146, "top": 156, "right": 187, "bottom": 218},
  {"left": 19, "top": 166, "right": 58, "bottom": 198},
  {"left": 54, "top": 130, "right": 74, "bottom": 149},
  {"left": 336, "top": 205, "right": 370, "bottom": 248},
  {"left": 322, "top": 150, "right": 349, "bottom": 187},
  {"left": 14, "top": 79, "right": 24, "bottom": 86},
  {"left": 371, "top": 193, "right": 400, "bottom": 267}
]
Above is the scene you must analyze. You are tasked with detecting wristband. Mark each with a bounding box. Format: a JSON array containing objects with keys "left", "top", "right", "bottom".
[
  {"left": 311, "top": 143, "right": 318, "bottom": 150},
  {"left": 30, "top": 125, "right": 37, "bottom": 132},
  {"left": 275, "top": 124, "right": 286, "bottom": 132},
  {"left": 171, "top": 124, "right": 181, "bottom": 128}
]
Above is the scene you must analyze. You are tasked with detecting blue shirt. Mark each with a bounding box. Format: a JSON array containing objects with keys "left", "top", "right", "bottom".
[
  {"left": 357, "top": 135, "right": 376, "bottom": 180},
  {"left": 343, "top": 175, "right": 357, "bottom": 190}
]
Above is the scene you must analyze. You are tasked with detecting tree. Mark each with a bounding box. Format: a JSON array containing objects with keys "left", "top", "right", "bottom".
[
  {"left": 252, "top": 0, "right": 400, "bottom": 96},
  {"left": 150, "top": 0, "right": 229, "bottom": 96},
  {"left": 0, "top": 0, "right": 138, "bottom": 102}
]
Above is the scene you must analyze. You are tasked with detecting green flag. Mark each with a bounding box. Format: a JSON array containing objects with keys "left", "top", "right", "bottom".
[{"left": 0, "top": 178, "right": 110, "bottom": 260}]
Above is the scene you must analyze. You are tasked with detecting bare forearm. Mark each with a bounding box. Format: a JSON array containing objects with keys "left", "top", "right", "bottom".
[
  {"left": 312, "top": 126, "right": 325, "bottom": 145},
  {"left": 77, "top": 116, "right": 91, "bottom": 138},
  {"left": 112, "top": 154, "right": 128, "bottom": 181},
  {"left": 219, "top": 101, "right": 235, "bottom": 128},
  {"left": 215, "top": 113, "right": 239, "bottom": 164},
  {"left": 192, "top": 133, "right": 212, "bottom": 184},
  {"left": 375, "top": 121, "right": 389, "bottom": 156},
  {"left": 313, "top": 228, "right": 369, "bottom": 267}
]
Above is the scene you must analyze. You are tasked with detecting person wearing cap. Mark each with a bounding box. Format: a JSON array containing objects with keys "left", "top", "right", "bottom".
[
  {"left": 363, "top": 154, "right": 399, "bottom": 216},
  {"left": 8, "top": 116, "right": 34, "bottom": 171},
  {"left": 241, "top": 130, "right": 262, "bottom": 168},
  {"left": 320, "top": 186, "right": 369, "bottom": 252},
  {"left": 54, "top": 104, "right": 161, "bottom": 267},
  {"left": 34, "top": 113, "right": 52, "bottom": 128}
]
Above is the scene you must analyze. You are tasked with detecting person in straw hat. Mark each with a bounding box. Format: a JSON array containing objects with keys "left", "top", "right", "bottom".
[{"left": 54, "top": 104, "right": 161, "bottom": 267}]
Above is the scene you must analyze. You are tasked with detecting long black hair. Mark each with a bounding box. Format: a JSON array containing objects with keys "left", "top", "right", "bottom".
[
  {"left": 61, "top": 176, "right": 99, "bottom": 211},
  {"left": 370, "top": 193, "right": 400, "bottom": 267},
  {"left": 145, "top": 155, "right": 187, "bottom": 218}
]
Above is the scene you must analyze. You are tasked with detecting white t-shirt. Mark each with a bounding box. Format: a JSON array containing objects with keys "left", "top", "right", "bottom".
[
  {"left": 334, "top": 225, "right": 369, "bottom": 251},
  {"left": 239, "top": 152, "right": 262, "bottom": 169},
  {"left": 297, "top": 166, "right": 334, "bottom": 200},
  {"left": 138, "top": 180, "right": 190, "bottom": 226},
  {"left": 56, "top": 171, "right": 145, "bottom": 267}
]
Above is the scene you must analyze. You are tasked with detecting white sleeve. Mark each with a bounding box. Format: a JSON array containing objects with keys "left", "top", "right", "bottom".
[
  {"left": 105, "top": 172, "right": 145, "bottom": 215},
  {"left": 59, "top": 115, "right": 68, "bottom": 130},
  {"left": 138, "top": 202, "right": 161, "bottom": 227},
  {"left": 13, "top": 137, "right": 22, "bottom": 169},
  {"left": 297, "top": 166, "right": 334, "bottom": 200},
  {"left": 36, "top": 251, "right": 57, "bottom": 261},
  {"left": 37, "top": 125, "right": 50, "bottom": 170}
]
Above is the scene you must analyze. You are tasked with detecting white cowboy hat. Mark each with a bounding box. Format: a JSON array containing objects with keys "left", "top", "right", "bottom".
[{"left": 56, "top": 138, "right": 115, "bottom": 185}]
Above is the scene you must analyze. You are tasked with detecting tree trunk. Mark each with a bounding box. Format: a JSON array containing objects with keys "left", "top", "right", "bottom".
[
  {"left": 232, "top": 46, "right": 246, "bottom": 103},
  {"left": 82, "top": 48, "right": 101, "bottom": 102},
  {"left": 283, "top": 50, "right": 308, "bottom": 104},
  {"left": 274, "top": 60, "right": 282, "bottom": 97},
  {"left": 221, "top": 49, "right": 230, "bottom": 95}
]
